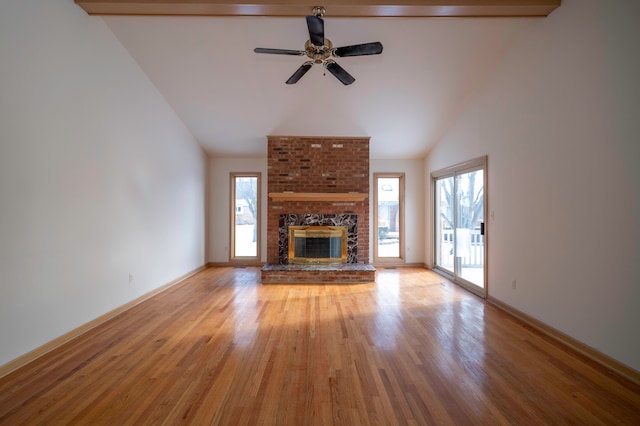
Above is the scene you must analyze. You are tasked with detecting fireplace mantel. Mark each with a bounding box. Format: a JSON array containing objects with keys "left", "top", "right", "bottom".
[{"left": 269, "top": 192, "right": 367, "bottom": 202}]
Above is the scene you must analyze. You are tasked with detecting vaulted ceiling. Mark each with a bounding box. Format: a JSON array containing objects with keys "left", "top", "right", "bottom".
[{"left": 77, "top": 1, "right": 560, "bottom": 158}]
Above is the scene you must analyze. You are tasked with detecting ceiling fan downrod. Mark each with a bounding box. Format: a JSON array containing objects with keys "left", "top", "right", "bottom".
[{"left": 312, "top": 6, "right": 326, "bottom": 18}]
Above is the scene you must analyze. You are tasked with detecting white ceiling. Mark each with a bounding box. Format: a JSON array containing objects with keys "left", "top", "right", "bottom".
[{"left": 103, "top": 14, "right": 536, "bottom": 158}]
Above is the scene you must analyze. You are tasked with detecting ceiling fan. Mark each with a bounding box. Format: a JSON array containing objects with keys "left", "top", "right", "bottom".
[{"left": 253, "top": 6, "right": 383, "bottom": 85}]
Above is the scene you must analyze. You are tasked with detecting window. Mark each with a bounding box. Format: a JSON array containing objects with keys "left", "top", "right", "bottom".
[
  {"left": 374, "top": 173, "right": 405, "bottom": 263},
  {"left": 230, "top": 173, "right": 261, "bottom": 261}
]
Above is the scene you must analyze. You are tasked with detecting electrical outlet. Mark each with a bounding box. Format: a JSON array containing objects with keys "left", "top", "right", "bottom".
[
  {"left": 512, "top": 279, "right": 517, "bottom": 290},
  {"left": 129, "top": 273, "right": 133, "bottom": 284}
]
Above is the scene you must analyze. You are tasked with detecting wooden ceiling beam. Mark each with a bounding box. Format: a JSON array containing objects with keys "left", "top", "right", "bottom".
[{"left": 74, "top": 0, "right": 561, "bottom": 17}]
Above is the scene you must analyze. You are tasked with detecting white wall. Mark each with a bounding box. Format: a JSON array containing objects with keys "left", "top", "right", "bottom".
[
  {"left": 425, "top": 0, "right": 640, "bottom": 371},
  {"left": 371, "top": 159, "right": 425, "bottom": 264},
  {"left": 208, "top": 157, "right": 268, "bottom": 263},
  {"left": 208, "top": 157, "right": 425, "bottom": 264},
  {"left": 0, "top": 0, "right": 207, "bottom": 366}
]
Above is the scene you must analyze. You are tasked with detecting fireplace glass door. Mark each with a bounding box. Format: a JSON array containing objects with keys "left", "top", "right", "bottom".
[{"left": 288, "top": 226, "right": 347, "bottom": 264}]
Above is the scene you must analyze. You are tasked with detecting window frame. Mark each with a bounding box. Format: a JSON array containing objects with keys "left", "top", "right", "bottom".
[
  {"left": 230, "top": 172, "right": 261, "bottom": 263},
  {"left": 373, "top": 172, "right": 405, "bottom": 264}
]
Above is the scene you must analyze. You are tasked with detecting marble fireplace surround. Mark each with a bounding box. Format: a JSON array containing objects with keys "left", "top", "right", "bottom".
[{"left": 278, "top": 213, "right": 358, "bottom": 264}]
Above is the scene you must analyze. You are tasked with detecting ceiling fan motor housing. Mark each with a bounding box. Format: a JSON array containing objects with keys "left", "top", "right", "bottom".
[{"left": 305, "top": 39, "right": 333, "bottom": 63}]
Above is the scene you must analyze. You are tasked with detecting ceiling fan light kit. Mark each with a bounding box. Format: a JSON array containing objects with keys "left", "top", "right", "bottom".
[{"left": 253, "top": 6, "right": 383, "bottom": 85}]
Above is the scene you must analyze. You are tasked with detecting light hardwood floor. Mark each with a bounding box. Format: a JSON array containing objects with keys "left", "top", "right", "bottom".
[{"left": 1, "top": 267, "right": 639, "bottom": 425}]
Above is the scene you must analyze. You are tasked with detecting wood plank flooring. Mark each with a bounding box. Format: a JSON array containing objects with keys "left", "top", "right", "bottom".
[{"left": 1, "top": 267, "right": 639, "bottom": 425}]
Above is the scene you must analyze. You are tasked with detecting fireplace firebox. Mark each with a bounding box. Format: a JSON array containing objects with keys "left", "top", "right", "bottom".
[{"left": 288, "top": 226, "right": 348, "bottom": 264}]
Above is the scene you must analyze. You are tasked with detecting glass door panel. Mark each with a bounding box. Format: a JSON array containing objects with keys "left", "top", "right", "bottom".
[
  {"left": 455, "top": 169, "right": 484, "bottom": 288},
  {"left": 435, "top": 177, "right": 454, "bottom": 274}
]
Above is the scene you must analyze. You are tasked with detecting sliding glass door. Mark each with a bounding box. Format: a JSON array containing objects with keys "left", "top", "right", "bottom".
[{"left": 433, "top": 157, "right": 486, "bottom": 296}]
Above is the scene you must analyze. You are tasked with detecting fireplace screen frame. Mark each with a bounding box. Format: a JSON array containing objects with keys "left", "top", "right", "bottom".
[{"left": 288, "top": 225, "right": 348, "bottom": 264}]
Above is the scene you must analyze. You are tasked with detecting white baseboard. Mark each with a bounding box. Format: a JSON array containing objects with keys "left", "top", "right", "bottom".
[
  {"left": 371, "top": 263, "right": 428, "bottom": 268},
  {"left": 0, "top": 264, "right": 209, "bottom": 379},
  {"left": 488, "top": 296, "right": 640, "bottom": 387}
]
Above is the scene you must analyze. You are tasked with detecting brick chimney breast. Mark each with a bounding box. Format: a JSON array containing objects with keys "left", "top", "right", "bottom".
[{"left": 266, "top": 136, "right": 370, "bottom": 264}]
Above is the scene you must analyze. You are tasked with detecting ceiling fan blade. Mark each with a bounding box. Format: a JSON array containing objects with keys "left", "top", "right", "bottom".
[
  {"left": 306, "top": 15, "right": 324, "bottom": 46},
  {"left": 286, "top": 62, "right": 313, "bottom": 84},
  {"left": 334, "top": 42, "right": 383, "bottom": 57},
  {"left": 254, "top": 48, "right": 305, "bottom": 56},
  {"left": 325, "top": 61, "right": 355, "bottom": 85}
]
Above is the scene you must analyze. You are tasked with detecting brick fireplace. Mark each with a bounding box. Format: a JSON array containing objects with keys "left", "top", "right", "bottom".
[{"left": 261, "top": 136, "right": 375, "bottom": 283}]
